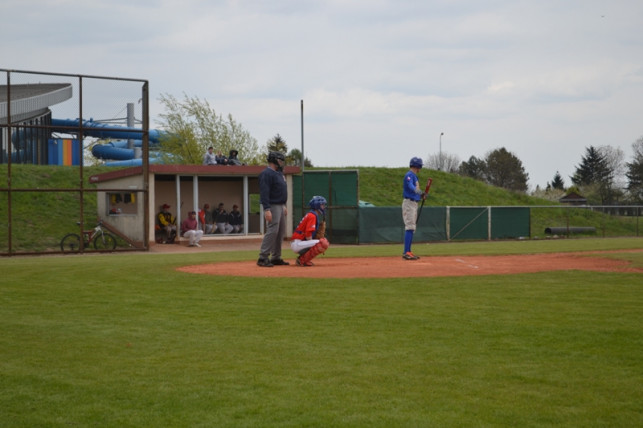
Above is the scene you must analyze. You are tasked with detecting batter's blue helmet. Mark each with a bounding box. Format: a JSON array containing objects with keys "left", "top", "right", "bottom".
[
  {"left": 309, "top": 195, "right": 327, "bottom": 213},
  {"left": 410, "top": 157, "right": 423, "bottom": 168}
]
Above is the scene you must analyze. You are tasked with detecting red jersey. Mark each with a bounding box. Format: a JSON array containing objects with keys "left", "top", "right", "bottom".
[{"left": 292, "top": 211, "right": 320, "bottom": 240}]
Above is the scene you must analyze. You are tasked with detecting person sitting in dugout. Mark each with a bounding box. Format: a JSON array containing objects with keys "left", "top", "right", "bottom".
[
  {"left": 214, "top": 203, "right": 233, "bottom": 234},
  {"left": 228, "top": 204, "right": 243, "bottom": 233},
  {"left": 199, "top": 203, "right": 216, "bottom": 234},
  {"left": 157, "top": 203, "right": 177, "bottom": 243}
]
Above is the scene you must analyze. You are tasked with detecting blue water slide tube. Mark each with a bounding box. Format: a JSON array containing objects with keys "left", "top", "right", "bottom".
[
  {"left": 91, "top": 141, "right": 163, "bottom": 164},
  {"left": 100, "top": 139, "right": 140, "bottom": 149},
  {"left": 50, "top": 118, "right": 163, "bottom": 143},
  {"left": 104, "top": 157, "right": 163, "bottom": 167},
  {"left": 52, "top": 118, "right": 166, "bottom": 164},
  {"left": 91, "top": 141, "right": 135, "bottom": 160}
]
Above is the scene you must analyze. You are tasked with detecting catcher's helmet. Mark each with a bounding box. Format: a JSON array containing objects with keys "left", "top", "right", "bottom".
[
  {"left": 410, "top": 157, "right": 423, "bottom": 168},
  {"left": 309, "top": 195, "right": 327, "bottom": 214},
  {"left": 267, "top": 151, "right": 286, "bottom": 171}
]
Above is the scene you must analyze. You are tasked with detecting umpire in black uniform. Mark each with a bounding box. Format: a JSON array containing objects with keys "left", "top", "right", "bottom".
[{"left": 257, "top": 151, "right": 289, "bottom": 267}]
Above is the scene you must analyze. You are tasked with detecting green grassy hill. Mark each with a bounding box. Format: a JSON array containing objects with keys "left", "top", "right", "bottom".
[
  {"left": 353, "top": 167, "right": 550, "bottom": 207},
  {"left": 0, "top": 165, "right": 114, "bottom": 252}
]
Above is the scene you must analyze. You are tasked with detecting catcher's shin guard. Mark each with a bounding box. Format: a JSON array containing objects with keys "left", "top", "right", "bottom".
[{"left": 299, "top": 238, "right": 329, "bottom": 265}]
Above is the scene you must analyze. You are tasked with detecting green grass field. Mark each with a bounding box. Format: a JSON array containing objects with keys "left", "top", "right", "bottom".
[{"left": 1, "top": 238, "right": 642, "bottom": 427}]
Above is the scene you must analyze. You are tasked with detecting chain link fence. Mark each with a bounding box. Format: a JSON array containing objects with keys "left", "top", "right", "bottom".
[{"left": 1, "top": 69, "right": 150, "bottom": 255}]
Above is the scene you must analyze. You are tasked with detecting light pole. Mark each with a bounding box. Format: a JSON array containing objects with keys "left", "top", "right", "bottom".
[{"left": 439, "top": 132, "right": 444, "bottom": 171}]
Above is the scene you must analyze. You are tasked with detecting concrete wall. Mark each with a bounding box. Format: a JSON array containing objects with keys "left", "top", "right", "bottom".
[{"left": 97, "top": 174, "right": 145, "bottom": 244}]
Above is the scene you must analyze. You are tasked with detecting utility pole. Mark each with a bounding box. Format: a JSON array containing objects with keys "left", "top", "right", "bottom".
[{"left": 439, "top": 132, "right": 444, "bottom": 171}]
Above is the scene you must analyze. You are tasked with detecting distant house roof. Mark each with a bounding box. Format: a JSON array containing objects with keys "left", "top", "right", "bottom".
[
  {"left": 0, "top": 83, "right": 72, "bottom": 124},
  {"left": 559, "top": 191, "right": 587, "bottom": 204}
]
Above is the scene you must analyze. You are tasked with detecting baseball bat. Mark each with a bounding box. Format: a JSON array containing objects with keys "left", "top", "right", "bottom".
[{"left": 416, "top": 178, "right": 433, "bottom": 223}]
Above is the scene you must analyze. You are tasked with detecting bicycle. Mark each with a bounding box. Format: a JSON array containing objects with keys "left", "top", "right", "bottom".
[{"left": 60, "top": 220, "right": 117, "bottom": 252}]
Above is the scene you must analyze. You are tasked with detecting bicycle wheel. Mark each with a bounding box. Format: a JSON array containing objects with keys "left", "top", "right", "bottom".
[
  {"left": 60, "top": 233, "right": 82, "bottom": 252},
  {"left": 93, "top": 232, "right": 117, "bottom": 250}
]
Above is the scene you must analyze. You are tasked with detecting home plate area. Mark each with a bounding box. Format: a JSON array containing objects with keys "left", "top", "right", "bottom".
[{"left": 176, "top": 251, "right": 642, "bottom": 278}]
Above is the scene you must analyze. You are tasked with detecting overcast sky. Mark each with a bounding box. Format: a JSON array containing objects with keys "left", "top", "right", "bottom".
[{"left": 2, "top": 0, "right": 642, "bottom": 189}]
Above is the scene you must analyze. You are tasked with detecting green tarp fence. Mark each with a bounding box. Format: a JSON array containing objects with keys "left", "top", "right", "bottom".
[
  {"left": 358, "top": 206, "right": 529, "bottom": 243},
  {"left": 358, "top": 206, "right": 446, "bottom": 243}
]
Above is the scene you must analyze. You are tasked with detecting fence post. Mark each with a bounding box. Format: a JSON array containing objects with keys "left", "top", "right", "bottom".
[
  {"left": 487, "top": 206, "right": 492, "bottom": 240},
  {"left": 445, "top": 206, "right": 451, "bottom": 242}
]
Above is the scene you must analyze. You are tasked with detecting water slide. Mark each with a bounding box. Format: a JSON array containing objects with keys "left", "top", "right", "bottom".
[{"left": 50, "top": 118, "right": 165, "bottom": 166}]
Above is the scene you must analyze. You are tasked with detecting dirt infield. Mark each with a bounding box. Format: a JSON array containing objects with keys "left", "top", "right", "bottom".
[{"left": 177, "top": 250, "right": 643, "bottom": 278}]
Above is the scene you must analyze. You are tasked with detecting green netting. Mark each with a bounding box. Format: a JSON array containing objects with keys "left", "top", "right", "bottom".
[
  {"left": 329, "top": 171, "right": 359, "bottom": 206},
  {"left": 417, "top": 207, "right": 448, "bottom": 242},
  {"left": 358, "top": 206, "right": 446, "bottom": 243},
  {"left": 299, "top": 173, "right": 330, "bottom": 202},
  {"left": 327, "top": 207, "right": 359, "bottom": 244},
  {"left": 449, "top": 207, "right": 489, "bottom": 240},
  {"left": 491, "top": 207, "right": 530, "bottom": 239},
  {"left": 293, "top": 170, "right": 360, "bottom": 244},
  {"left": 448, "top": 207, "right": 531, "bottom": 240},
  {"left": 293, "top": 171, "right": 358, "bottom": 203}
]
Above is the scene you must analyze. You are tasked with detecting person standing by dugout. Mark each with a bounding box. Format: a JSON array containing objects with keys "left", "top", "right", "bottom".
[
  {"left": 257, "top": 151, "right": 290, "bottom": 267},
  {"left": 402, "top": 157, "right": 426, "bottom": 260}
]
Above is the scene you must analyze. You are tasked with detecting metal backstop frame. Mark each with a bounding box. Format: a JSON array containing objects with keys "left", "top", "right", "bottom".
[{"left": 1, "top": 69, "right": 150, "bottom": 256}]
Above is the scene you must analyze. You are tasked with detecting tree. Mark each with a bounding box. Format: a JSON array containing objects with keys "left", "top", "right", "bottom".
[
  {"left": 425, "top": 152, "right": 461, "bottom": 173},
  {"left": 626, "top": 137, "right": 643, "bottom": 203},
  {"left": 571, "top": 146, "right": 614, "bottom": 204},
  {"left": 266, "top": 134, "right": 288, "bottom": 155},
  {"left": 265, "top": 134, "right": 312, "bottom": 166},
  {"left": 549, "top": 171, "right": 565, "bottom": 190},
  {"left": 601, "top": 145, "right": 626, "bottom": 183},
  {"left": 458, "top": 156, "right": 486, "bottom": 181},
  {"left": 572, "top": 146, "right": 610, "bottom": 185},
  {"left": 287, "top": 148, "right": 313, "bottom": 167},
  {"left": 484, "top": 147, "right": 529, "bottom": 192},
  {"left": 536, "top": 171, "right": 565, "bottom": 200},
  {"left": 531, "top": 185, "right": 565, "bottom": 202},
  {"left": 156, "top": 93, "right": 262, "bottom": 165}
]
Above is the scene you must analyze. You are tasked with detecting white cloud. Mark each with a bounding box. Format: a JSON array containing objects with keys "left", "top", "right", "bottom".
[{"left": 2, "top": 0, "right": 643, "bottom": 189}]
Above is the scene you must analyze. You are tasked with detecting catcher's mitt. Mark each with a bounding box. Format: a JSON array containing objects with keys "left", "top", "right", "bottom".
[{"left": 317, "top": 220, "right": 326, "bottom": 240}]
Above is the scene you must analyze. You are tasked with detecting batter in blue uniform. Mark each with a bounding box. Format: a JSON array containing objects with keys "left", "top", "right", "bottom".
[{"left": 402, "top": 157, "right": 426, "bottom": 260}]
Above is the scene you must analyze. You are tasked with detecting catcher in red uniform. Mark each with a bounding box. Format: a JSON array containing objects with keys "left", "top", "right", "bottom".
[{"left": 291, "top": 195, "right": 330, "bottom": 266}]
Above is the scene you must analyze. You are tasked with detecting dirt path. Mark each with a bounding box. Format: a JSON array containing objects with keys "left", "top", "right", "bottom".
[{"left": 177, "top": 250, "right": 643, "bottom": 278}]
